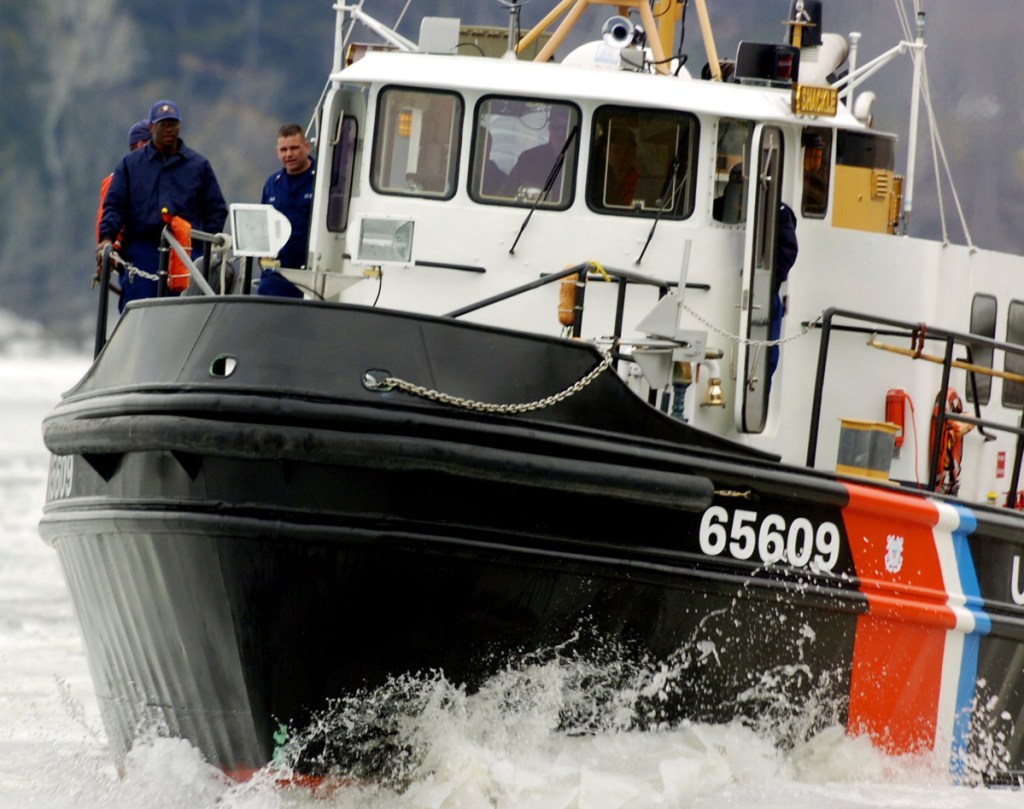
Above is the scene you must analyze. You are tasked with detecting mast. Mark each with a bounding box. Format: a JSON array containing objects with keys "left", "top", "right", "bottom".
[
  {"left": 652, "top": 0, "right": 682, "bottom": 65},
  {"left": 692, "top": 0, "right": 722, "bottom": 80},
  {"left": 517, "top": 0, "right": 680, "bottom": 75},
  {"left": 903, "top": 9, "right": 925, "bottom": 235}
]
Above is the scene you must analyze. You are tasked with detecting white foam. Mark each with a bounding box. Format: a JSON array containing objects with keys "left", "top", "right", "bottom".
[{"left": 2, "top": 357, "right": 1021, "bottom": 809}]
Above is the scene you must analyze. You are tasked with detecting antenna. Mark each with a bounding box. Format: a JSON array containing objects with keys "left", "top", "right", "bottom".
[{"left": 498, "top": 0, "right": 532, "bottom": 56}]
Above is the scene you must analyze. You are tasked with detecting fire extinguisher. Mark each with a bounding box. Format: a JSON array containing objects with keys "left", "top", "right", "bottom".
[{"left": 886, "top": 389, "right": 907, "bottom": 449}]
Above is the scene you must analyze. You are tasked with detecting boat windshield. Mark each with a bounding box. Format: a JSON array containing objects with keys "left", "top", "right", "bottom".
[
  {"left": 712, "top": 118, "right": 752, "bottom": 224},
  {"left": 371, "top": 86, "right": 463, "bottom": 199},
  {"left": 585, "top": 106, "right": 698, "bottom": 219},
  {"left": 801, "top": 126, "right": 832, "bottom": 219},
  {"left": 469, "top": 97, "right": 580, "bottom": 209}
]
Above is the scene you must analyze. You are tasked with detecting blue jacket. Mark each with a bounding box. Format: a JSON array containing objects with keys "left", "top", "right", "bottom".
[
  {"left": 768, "top": 202, "right": 799, "bottom": 382},
  {"left": 100, "top": 140, "right": 227, "bottom": 308},
  {"left": 260, "top": 158, "right": 315, "bottom": 269},
  {"left": 256, "top": 159, "right": 315, "bottom": 298}
]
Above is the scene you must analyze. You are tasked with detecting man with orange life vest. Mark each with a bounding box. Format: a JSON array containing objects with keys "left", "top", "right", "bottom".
[
  {"left": 98, "top": 100, "right": 227, "bottom": 311},
  {"left": 95, "top": 120, "right": 150, "bottom": 243}
]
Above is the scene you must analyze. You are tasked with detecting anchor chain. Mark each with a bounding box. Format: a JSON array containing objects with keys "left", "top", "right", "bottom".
[{"left": 365, "top": 349, "right": 615, "bottom": 414}]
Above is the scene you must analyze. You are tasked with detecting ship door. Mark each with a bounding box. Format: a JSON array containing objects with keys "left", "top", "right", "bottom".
[
  {"left": 308, "top": 85, "right": 365, "bottom": 278},
  {"left": 735, "top": 125, "right": 784, "bottom": 433}
]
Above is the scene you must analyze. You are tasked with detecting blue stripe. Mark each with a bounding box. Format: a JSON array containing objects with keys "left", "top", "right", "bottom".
[{"left": 947, "top": 504, "right": 989, "bottom": 782}]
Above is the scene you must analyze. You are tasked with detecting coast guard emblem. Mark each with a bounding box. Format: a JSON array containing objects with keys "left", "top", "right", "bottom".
[{"left": 884, "top": 534, "right": 904, "bottom": 574}]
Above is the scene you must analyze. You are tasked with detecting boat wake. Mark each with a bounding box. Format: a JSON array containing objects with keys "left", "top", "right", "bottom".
[
  {"left": 23, "top": 650, "right": 1018, "bottom": 809},
  {"left": 246, "top": 628, "right": 998, "bottom": 803}
]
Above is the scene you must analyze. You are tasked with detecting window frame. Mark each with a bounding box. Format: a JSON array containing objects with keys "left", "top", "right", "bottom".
[
  {"left": 370, "top": 85, "right": 464, "bottom": 201},
  {"left": 1003, "top": 299, "right": 1024, "bottom": 409},
  {"left": 800, "top": 126, "right": 832, "bottom": 219},
  {"left": 585, "top": 104, "right": 699, "bottom": 220},
  {"left": 468, "top": 95, "right": 581, "bottom": 210},
  {"left": 967, "top": 293, "right": 997, "bottom": 406},
  {"left": 712, "top": 117, "right": 753, "bottom": 224}
]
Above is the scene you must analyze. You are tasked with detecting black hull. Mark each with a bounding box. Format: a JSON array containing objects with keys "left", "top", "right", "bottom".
[{"left": 41, "top": 298, "right": 1024, "bottom": 782}]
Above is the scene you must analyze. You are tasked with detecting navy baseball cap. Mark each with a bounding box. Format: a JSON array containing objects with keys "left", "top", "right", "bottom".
[
  {"left": 128, "top": 119, "right": 150, "bottom": 147},
  {"left": 149, "top": 100, "right": 181, "bottom": 124}
]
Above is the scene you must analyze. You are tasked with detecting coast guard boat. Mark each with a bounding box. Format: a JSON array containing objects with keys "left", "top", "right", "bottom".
[{"left": 41, "top": 0, "right": 1024, "bottom": 785}]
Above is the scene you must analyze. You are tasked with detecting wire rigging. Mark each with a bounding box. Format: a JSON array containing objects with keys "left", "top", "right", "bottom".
[{"left": 892, "top": 0, "right": 974, "bottom": 248}]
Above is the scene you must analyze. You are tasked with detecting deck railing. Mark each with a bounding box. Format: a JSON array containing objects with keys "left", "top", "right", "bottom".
[{"left": 807, "top": 308, "right": 1024, "bottom": 508}]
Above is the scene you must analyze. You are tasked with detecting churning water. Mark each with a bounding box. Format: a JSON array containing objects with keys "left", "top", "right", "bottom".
[{"left": 1, "top": 355, "right": 1019, "bottom": 808}]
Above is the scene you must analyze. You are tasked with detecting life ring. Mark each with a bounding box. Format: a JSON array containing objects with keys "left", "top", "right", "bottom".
[{"left": 929, "top": 388, "right": 973, "bottom": 494}]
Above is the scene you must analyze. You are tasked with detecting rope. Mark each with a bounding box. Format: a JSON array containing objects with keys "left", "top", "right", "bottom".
[{"left": 366, "top": 349, "right": 615, "bottom": 414}]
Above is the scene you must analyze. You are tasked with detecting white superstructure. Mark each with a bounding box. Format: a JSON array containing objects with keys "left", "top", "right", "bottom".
[{"left": 296, "top": 1, "right": 1024, "bottom": 507}]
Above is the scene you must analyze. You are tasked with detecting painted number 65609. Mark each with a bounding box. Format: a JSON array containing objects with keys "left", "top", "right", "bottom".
[{"left": 698, "top": 506, "right": 841, "bottom": 572}]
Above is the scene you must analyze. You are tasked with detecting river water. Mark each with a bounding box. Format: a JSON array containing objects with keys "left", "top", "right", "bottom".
[{"left": 0, "top": 355, "right": 1019, "bottom": 808}]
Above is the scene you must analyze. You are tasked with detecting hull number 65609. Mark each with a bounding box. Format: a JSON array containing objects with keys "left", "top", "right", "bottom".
[{"left": 699, "top": 506, "right": 841, "bottom": 572}]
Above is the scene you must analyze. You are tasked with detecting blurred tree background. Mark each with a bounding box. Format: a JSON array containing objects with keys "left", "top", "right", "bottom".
[{"left": 1, "top": 0, "right": 1022, "bottom": 349}]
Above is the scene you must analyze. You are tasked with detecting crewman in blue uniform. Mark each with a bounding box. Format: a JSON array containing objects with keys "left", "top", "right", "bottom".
[
  {"left": 256, "top": 123, "right": 316, "bottom": 298},
  {"left": 768, "top": 201, "right": 798, "bottom": 385},
  {"left": 98, "top": 100, "right": 228, "bottom": 311}
]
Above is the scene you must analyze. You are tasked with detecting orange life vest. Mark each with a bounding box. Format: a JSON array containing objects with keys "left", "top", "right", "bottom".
[
  {"left": 161, "top": 210, "right": 192, "bottom": 292},
  {"left": 929, "top": 388, "right": 973, "bottom": 494}
]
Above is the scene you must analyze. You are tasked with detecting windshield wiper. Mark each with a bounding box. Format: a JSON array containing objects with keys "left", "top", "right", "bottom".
[
  {"left": 636, "top": 152, "right": 683, "bottom": 265},
  {"left": 509, "top": 124, "right": 580, "bottom": 255}
]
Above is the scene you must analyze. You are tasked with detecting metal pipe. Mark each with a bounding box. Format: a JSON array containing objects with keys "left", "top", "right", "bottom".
[
  {"left": 832, "top": 40, "right": 916, "bottom": 92},
  {"left": 331, "top": 1, "right": 348, "bottom": 73},
  {"left": 571, "top": 274, "right": 587, "bottom": 339},
  {"left": 928, "top": 336, "right": 955, "bottom": 490},
  {"left": 93, "top": 246, "right": 113, "bottom": 358},
  {"left": 161, "top": 225, "right": 219, "bottom": 296},
  {"left": 335, "top": 3, "right": 417, "bottom": 52},
  {"left": 903, "top": 11, "right": 925, "bottom": 234},
  {"left": 805, "top": 309, "right": 835, "bottom": 468},
  {"left": 846, "top": 32, "right": 860, "bottom": 109},
  {"left": 1009, "top": 412, "right": 1024, "bottom": 508},
  {"left": 157, "top": 244, "right": 169, "bottom": 298}
]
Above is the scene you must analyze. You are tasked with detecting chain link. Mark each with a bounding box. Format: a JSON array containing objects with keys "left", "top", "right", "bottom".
[
  {"left": 369, "top": 349, "right": 615, "bottom": 414},
  {"left": 681, "top": 302, "right": 825, "bottom": 349},
  {"left": 107, "top": 252, "right": 161, "bottom": 283},
  {"left": 124, "top": 263, "right": 161, "bottom": 282}
]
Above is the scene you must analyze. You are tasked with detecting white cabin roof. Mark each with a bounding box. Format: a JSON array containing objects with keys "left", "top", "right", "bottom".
[{"left": 333, "top": 51, "right": 866, "bottom": 131}]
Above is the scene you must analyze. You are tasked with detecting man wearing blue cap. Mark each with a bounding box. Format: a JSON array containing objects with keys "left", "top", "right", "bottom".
[
  {"left": 95, "top": 120, "right": 150, "bottom": 243},
  {"left": 98, "top": 100, "right": 228, "bottom": 310}
]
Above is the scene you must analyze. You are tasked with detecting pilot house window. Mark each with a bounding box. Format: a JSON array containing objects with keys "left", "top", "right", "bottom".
[
  {"left": 712, "top": 118, "right": 752, "bottom": 223},
  {"left": 469, "top": 97, "right": 580, "bottom": 209},
  {"left": 587, "top": 106, "right": 697, "bottom": 218},
  {"left": 371, "top": 87, "right": 462, "bottom": 199},
  {"left": 801, "top": 127, "right": 832, "bottom": 218}
]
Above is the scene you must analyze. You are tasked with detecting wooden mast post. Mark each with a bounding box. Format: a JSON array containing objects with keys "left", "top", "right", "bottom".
[
  {"left": 691, "top": 0, "right": 722, "bottom": 80},
  {"left": 516, "top": 0, "right": 677, "bottom": 75}
]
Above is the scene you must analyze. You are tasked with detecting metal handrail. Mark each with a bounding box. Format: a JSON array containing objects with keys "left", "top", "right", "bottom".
[
  {"left": 93, "top": 229, "right": 233, "bottom": 358},
  {"left": 442, "top": 262, "right": 680, "bottom": 347},
  {"left": 807, "top": 308, "right": 1024, "bottom": 506}
]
